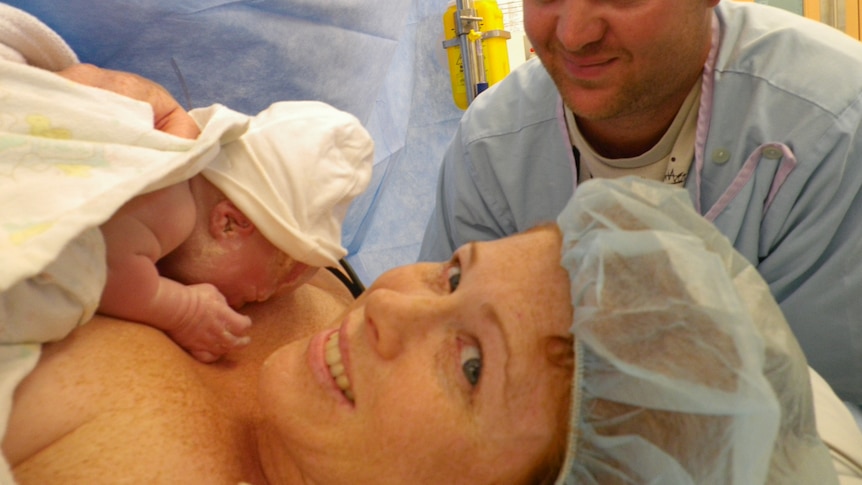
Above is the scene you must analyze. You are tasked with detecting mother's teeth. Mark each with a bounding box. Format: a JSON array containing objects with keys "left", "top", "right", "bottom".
[
  {"left": 325, "top": 336, "right": 341, "bottom": 365},
  {"left": 324, "top": 332, "right": 354, "bottom": 402}
]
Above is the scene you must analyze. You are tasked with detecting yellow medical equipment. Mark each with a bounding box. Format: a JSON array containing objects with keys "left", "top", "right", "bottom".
[{"left": 442, "top": 0, "right": 511, "bottom": 110}]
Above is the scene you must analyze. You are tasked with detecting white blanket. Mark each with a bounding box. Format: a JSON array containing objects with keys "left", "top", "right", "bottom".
[{"left": 0, "top": 6, "right": 255, "bottom": 482}]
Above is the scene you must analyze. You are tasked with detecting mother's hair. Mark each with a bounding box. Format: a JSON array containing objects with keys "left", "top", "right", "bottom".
[{"left": 551, "top": 177, "right": 837, "bottom": 484}]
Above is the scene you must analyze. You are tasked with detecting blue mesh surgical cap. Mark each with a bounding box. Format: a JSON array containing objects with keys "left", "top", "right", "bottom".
[{"left": 554, "top": 177, "right": 837, "bottom": 484}]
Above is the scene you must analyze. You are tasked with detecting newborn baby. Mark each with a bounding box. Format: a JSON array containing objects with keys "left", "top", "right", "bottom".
[{"left": 98, "top": 101, "right": 373, "bottom": 362}]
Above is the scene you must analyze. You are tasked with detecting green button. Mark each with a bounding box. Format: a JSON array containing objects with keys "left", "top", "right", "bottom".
[
  {"left": 763, "top": 147, "right": 782, "bottom": 160},
  {"left": 712, "top": 148, "right": 730, "bottom": 164}
]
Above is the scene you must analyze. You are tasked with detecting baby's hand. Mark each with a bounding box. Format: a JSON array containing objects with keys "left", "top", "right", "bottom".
[{"left": 169, "top": 283, "right": 253, "bottom": 363}]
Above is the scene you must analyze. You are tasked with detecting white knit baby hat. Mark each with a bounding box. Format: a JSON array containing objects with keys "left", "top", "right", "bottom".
[{"left": 201, "top": 100, "right": 374, "bottom": 268}]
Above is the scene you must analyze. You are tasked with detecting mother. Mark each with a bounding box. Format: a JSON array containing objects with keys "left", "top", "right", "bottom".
[
  {"left": 3, "top": 176, "right": 853, "bottom": 484},
  {"left": 4, "top": 217, "right": 573, "bottom": 484}
]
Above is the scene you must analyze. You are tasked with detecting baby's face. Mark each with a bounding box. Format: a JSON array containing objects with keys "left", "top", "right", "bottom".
[{"left": 212, "top": 235, "right": 318, "bottom": 308}]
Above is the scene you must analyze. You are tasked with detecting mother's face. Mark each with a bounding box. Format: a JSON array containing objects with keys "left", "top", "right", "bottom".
[{"left": 258, "top": 226, "right": 574, "bottom": 484}]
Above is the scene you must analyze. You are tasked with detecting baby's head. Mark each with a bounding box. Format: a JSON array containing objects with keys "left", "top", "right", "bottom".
[
  {"left": 160, "top": 101, "right": 373, "bottom": 307},
  {"left": 156, "top": 177, "right": 320, "bottom": 308},
  {"left": 201, "top": 100, "right": 374, "bottom": 269}
]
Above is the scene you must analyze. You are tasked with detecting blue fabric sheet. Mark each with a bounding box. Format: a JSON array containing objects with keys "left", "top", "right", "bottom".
[{"left": 7, "top": 0, "right": 463, "bottom": 285}]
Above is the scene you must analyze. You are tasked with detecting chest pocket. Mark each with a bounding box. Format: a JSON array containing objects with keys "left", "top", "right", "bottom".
[{"left": 703, "top": 142, "right": 796, "bottom": 223}]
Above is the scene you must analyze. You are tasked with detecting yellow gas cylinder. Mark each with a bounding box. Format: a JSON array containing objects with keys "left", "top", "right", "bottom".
[{"left": 442, "top": 0, "right": 511, "bottom": 110}]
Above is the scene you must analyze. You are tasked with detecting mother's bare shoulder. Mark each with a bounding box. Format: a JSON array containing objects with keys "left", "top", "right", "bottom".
[
  {"left": 2, "top": 316, "right": 199, "bottom": 468},
  {"left": 2, "top": 273, "right": 350, "bottom": 482},
  {"left": 2, "top": 316, "right": 264, "bottom": 483}
]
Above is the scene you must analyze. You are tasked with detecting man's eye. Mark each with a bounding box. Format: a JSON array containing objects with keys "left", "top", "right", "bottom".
[
  {"left": 447, "top": 265, "right": 461, "bottom": 292},
  {"left": 460, "top": 344, "right": 482, "bottom": 387}
]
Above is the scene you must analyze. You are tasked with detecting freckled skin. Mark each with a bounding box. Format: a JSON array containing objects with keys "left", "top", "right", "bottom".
[
  {"left": 256, "top": 227, "right": 574, "bottom": 484},
  {"left": 3, "top": 270, "right": 351, "bottom": 484}
]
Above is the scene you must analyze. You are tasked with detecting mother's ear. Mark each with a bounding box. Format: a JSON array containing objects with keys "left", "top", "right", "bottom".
[{"left": 209, "top": 199, "right": 255, "bottom": 239}]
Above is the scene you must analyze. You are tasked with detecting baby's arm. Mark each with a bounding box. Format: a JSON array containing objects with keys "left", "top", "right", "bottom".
[{"left": 98, "top": 185, "right": 251, "bottom": 362}]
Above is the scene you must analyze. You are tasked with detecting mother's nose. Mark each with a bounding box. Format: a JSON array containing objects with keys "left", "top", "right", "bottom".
[{"left": 362, "top": 287, "right": 446, "bottom": 360}]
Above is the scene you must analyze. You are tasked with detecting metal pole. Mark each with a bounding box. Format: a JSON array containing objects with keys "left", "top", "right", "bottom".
[{"left": 455, "top": 0, "right": 481, "bottom": 105}]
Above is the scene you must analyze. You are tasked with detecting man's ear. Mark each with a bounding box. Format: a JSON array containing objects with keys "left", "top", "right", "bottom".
[{"left": 209, "top": 200, "right": 255, "bottom": 239}]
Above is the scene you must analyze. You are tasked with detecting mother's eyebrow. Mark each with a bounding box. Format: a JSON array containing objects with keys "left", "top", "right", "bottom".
[
  {"left": 467, "top": 240, "right": 479, "bottom": 264},
  {"left": 524, "top": 222, "right": 557, "bottom": 233},
  {"left": 480, "top": 302, "right": 512, "bottom": 402}
]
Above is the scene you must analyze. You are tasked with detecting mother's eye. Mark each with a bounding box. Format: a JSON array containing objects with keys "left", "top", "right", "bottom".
[
  {"left": 447, "top": 264, "right": 461, "bottom": 292},
  {"left": 460, "top": 344, "right": 482, "bottom": 387}
]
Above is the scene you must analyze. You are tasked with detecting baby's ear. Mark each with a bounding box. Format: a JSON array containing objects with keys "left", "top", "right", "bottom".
[{"left": 209, "top": 200, "right": 255, "bottom": 239}]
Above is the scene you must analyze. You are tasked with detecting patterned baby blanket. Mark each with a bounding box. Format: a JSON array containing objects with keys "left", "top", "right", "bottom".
[{"left": 0, "top": 12, "right": 252, "bottom": 482}]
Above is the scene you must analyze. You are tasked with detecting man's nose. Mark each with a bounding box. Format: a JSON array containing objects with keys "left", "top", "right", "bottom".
[{"left": 556, "top": 0, "right": 607, "bottom": 52}]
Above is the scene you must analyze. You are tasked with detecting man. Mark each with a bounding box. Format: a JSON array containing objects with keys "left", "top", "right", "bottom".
[{"left": 419, "top": 0, "right": 862, "bottom": 403}]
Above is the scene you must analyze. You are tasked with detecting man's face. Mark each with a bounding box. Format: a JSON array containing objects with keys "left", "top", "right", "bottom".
[{"left": 524, "top": 0, "right": 716, "bottom": 124}]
